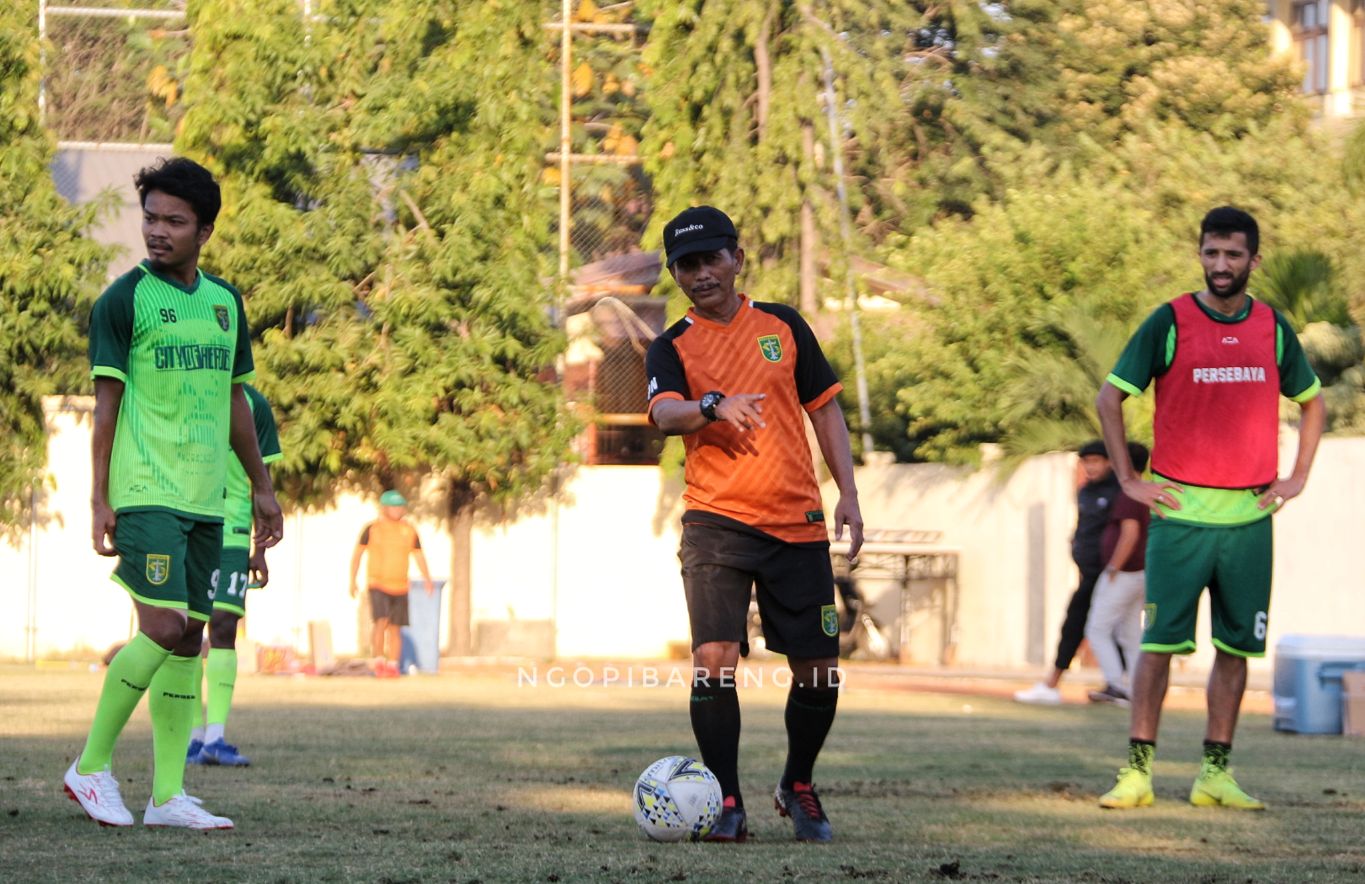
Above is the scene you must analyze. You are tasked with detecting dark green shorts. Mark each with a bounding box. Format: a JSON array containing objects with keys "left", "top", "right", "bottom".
[
  {"left": 112, "top": 510, "right": 223, "bottom": 623},
  {"left": 1142, "top": 516, "right": 1273, "bottom": 658},
  {"left": 213, "top": 546, "right": 251, "bottom": 616}
]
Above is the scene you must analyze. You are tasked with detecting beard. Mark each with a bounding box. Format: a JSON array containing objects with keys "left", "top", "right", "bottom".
[{"left": 1204, "top": 266, "right": 1252, "bottom": 300}]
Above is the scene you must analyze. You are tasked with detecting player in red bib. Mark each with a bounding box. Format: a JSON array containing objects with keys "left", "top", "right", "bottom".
[{"left": 1094, "top": 207, "right": 1326, "bottom": 810}]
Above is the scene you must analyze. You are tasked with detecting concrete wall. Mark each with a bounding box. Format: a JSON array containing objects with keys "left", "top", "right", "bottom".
[
  {"left": 5, "top": 399, "right": 1363, "bottom": 673},
  {"left": 51, "top": 144, "right": 173, "bottom": 278},
  {"left": 845, "top": 430, "right": 1365, "bottom": 676}
]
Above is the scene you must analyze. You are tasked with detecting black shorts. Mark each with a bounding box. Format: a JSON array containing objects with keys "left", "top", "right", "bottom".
[
  {"left": 679, "top": 522, "right": 838, "bottom": 659},
  {"left": 368, "top": 589, "right": 409, "bottom": 627}
]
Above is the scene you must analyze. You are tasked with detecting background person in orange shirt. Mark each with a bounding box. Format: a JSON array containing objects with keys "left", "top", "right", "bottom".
[{"left": 349, "top": 490, "right": 434, "bottom": 673}]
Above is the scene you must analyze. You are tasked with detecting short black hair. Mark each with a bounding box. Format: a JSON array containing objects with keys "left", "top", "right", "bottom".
[
  {"left": 1199, "top": 206, "right": 1258, "bottom": 256},
  {"left": 1078, "top": 439, "right": 1108, "bottom": 459},
  {"left": 134, "top": 157, "right": 221, "bottom": 228}
]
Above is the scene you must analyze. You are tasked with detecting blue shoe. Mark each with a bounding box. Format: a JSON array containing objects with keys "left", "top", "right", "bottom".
[
  {"left": 198, "top": 739, "right": 251, "bottom": 767},
  {"left": 702, "top": 802, "right": 748, "bottom": 843},
  {"left": 186, "top": 739, "right": 204, "bottom": 765},
  {"left": 774, "top": 781, "right": 832, "bottom": 842}
]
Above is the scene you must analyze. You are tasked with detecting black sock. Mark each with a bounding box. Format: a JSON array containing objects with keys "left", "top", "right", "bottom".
[
  {"left": 1203, "top": 740, "right": 1232, "bottom": 769},
  {"left": 690, "top": 681, "right": 742, "bottom": 807},
  {"left": 781, "top": 684, "right": 839, "bottom": 789}
]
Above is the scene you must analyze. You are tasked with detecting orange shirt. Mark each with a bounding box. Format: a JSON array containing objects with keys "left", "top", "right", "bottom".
[
  {"left": 358, "top": 518, "right": 421, "bottom": 594},
  {"left": 645, "top": 295, "right": 841, "bottom": 544}
]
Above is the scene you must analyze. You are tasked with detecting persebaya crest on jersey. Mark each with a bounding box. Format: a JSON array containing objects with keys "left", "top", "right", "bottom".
[
  {"left": 214, "top": 304, "right": 231, "bottom": 331},
  {"left": 757, "top": 334, "right": 783, "bottom": 362},
  {"left": 146, "top": 554, "right": 171, "bottom": 586},
  {"left": 821, "top": 604, "right": 839, "bottom": 637}
]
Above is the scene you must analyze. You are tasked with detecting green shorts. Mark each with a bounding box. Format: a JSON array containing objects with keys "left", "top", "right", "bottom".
[
  {"left": 213, "top": 546, "right": 251, "bottom": 616},
  {"left": 112, "top": 511, "right": 224, "bottom": 623},
  {"left": 1142, "top": 516, "right": 1273, "bottom": 658}
]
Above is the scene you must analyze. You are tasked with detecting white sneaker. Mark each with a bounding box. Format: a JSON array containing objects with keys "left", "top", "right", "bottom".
[
  {"left": 1013, "top": 682, "right": 1062, "bottom": 705},
  {"left": 64, "top": 758, "right": 134, "bottom": 827},
  {"left": 143, "top": 792, "right": 234, "bottom": 830}
]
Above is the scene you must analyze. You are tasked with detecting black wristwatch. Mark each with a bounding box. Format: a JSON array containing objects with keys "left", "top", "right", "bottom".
[{"left": 699, "top": 390, "right": 725, "bottom": 422}]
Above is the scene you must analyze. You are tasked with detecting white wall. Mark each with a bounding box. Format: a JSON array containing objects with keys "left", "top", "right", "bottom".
[
  {"left": 469, "top": 467, "right": 690, "bottom": 658},
  {"left": 4, "top": 399, "right": 1362, "bottom": 672}
]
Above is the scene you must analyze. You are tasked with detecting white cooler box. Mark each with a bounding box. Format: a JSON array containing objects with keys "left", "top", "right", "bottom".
[{"left": 1272, "top": 634, "right": 1365, "bottom": 734}]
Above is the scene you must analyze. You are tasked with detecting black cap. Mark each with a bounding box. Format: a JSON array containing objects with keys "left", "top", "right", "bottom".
[
  {"left": 1077, "top": 439, "right": 1108, "bottom": 458},
  {"left": 662, "top": 206, "right": 738, "bottom": 267}
]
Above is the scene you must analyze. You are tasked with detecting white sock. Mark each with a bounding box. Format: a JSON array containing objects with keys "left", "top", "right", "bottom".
[
  {"left": 205, "top": 724, "right": 225, "bottom": 745},
  {"left": 191, "top": 726, "right": 205, "bottom": 743}
]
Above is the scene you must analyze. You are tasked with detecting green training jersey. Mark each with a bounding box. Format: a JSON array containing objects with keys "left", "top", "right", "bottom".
[
  {"left": 223, "top": 384, "right": 283, "bottom": 550},
  {"left": 89, "top": 261, "right": 255, "bottom": 521},
  {"left": 1106, "top": 294, "right": 1320, "bottom": 526}
]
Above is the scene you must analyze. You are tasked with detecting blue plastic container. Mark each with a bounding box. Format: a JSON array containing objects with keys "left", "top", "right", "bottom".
[{"left": 1272, "top": 634, "right": 1365, "bottom": 734}]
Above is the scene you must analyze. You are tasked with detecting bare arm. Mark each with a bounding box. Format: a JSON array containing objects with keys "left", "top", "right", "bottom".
[
  {"left": 229, "top": 384, "right": 284, "bottom": 548},
  {"left": 808, "top": 399, "right": 863, "bottom": 559},
  {"left": 248, "top": 546, "right": 269, "bottom": 588},
  {"left": 413, "top": 547, "right": 434, "bottom": 595},
  {"left": 651, "top": 394, "right": 768, "bottom": 436},
  {"left": 91, "top": 378, "right": 124, "bottom": 556},
  {"left": 349, "top": 545, "right": 364, "bottom": 598},
  {"left": 1259, "top": 393, "right": 1326, "bottom": 510},
  {"left": 1096, "top": 381, "right": 1182, "bottom": 517}
]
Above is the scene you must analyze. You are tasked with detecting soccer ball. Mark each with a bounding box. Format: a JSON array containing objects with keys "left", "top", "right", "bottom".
[{"left": 632, "top": 755, "right": 723, "bottom": 842}]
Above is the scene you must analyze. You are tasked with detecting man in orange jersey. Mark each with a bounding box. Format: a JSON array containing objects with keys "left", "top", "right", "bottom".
[
  {"left": 349, "top": 490, "right": 434, "bottom": 674},
  {"left": 646, "top": 206, "right": 864, "bottom": 843}
]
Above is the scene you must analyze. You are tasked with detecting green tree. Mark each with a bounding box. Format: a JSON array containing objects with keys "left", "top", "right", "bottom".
[
  {"left": 867, "top": 0, "right": 1365, "bottom": 463},
  {"left": 879, "top": 174, "right": 1181, "bottom": 464},
  {"left": 178, "top": 0, "right": 577, "bottom": 652},
  {"left": 1040, "top": 0, "right": 1303, "bottom": 146},
  {"left": 0, "top": 7, "right": 111, "bottom": 534},
  {"left": 1256, "top": 251, "right": 1350, "bottom": 331},
  {"left": 637, "top": 0, "right": 1032, "bottom": 314},
  {"left": 996, "top": 305, "right": 1153, "bottom": 467},
  {"left": 43, "top": 12, "right": 189, "bottom": 142}
]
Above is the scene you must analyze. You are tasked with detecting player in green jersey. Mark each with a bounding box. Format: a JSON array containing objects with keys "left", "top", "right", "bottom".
[
  {"left": 1095, "top": 207, "right": 1325, "bottom": 811},
  {"left": 64, "top": 158, "right": 284, "bottom": 830},
  {"left": 188, "top": 384, "right": 283, "bottom": 768}
]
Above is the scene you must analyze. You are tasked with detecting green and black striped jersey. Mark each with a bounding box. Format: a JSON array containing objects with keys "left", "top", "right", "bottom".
[
  {"left": 223, "top": 384, "right": 282, "bottom": 549},
  {"left": 89, "top": 261, "right": 255, "bottom": 520}
]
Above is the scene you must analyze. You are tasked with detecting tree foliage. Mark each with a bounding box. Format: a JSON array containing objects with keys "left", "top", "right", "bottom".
[
  {"left": 43, "top": 13, "right": 189, "bottom": 143},
  {"left": 637, "top": 0, "right": 1042, "bottom": 311},
  {"left": 879, "top": 175, "right": 1179, "bottom": 463},
  {"left": 176, "top": 0, "right": 576, "bottom": 514},
  {"left": 0, "top": 6, "right": 111, "bottom": 533},
  {"left": 866, "top": 0, "right": 1363, "bottom": 462}
]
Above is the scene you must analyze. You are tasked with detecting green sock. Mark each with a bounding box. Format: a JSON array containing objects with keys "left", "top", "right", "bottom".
[
  {"left": 147, "top": 654, "right": 198, "bottom": 804},
  {"left": 1128, "top": 739, "right": 1155, "bottom": 775},
  {"left": 191, "top": 653, "right": 206, "bottom": 738},
  {"left": 206, "top": 648, "right": 238, "bottom": 734},
  {"left": 77, "top": 632, "right": 171, "bottom": 774}
]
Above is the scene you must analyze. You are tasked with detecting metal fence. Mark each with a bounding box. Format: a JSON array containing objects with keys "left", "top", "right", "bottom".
[{"left": 548, "top": 3, "right": 663, "bottom": 464}]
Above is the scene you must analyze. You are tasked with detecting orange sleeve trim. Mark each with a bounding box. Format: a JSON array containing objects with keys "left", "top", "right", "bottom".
[
  {"left": 647, "top": 391, "right": 685, "bottom": 425},
  {"left": 802, "top": 383, "right": 842, "bottom": 413}
]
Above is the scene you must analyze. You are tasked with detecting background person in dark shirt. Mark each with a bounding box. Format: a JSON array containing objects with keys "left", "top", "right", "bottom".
[
  {"left": 1016, "top": 440, "right": 1119, "bottom": 705},
  {"left": 1085, "top": 442, "right": 1151, "bottom": 707}
]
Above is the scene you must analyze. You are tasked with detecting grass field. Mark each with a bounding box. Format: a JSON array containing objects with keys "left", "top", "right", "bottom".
[{"left": 2, "top": 661, "right": 1362, "bottom": 883}]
